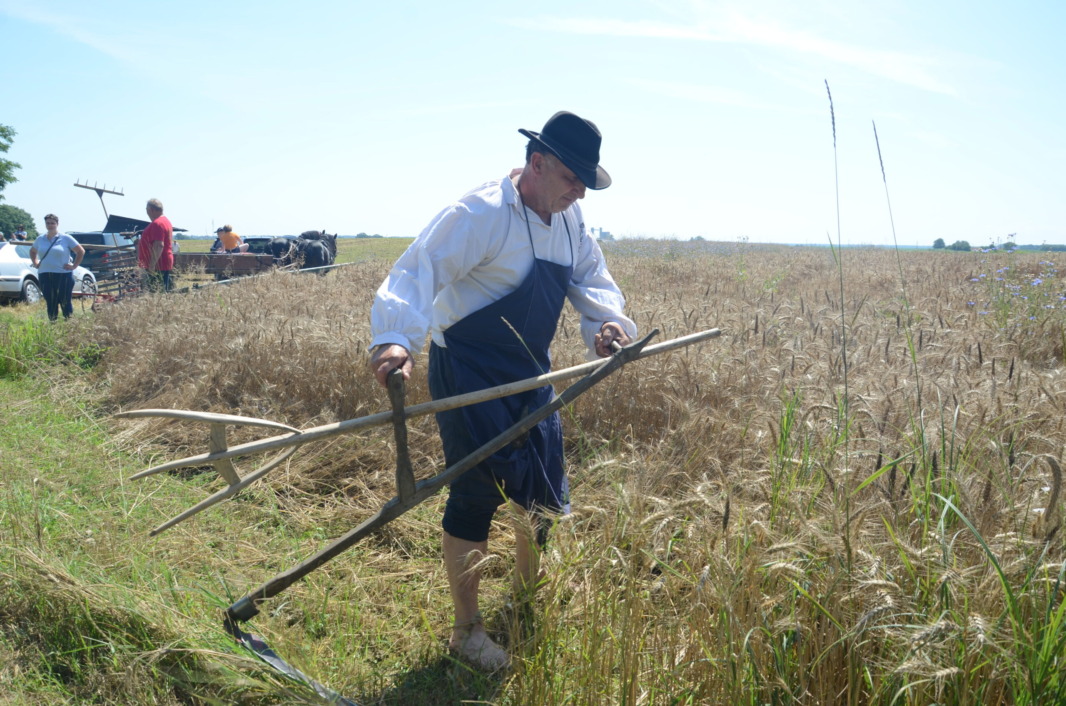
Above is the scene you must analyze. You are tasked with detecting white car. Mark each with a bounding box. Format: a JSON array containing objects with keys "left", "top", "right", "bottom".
[{"left": 0, "top": 241, "right": 98, "bottom": 304}]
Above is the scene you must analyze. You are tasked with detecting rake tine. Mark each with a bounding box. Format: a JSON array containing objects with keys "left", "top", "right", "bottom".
[
  {"left": 149, "top": 445, "right": 300, "bottom": 536},
  {"left": 115, "top": 408, "right": 301, "bottom": 433},
  {"left": 209, "top": 423, "right": 241, "bottom": 486},
  {"left": 128, "top": 417, "right": 389, "bottom": 480}
]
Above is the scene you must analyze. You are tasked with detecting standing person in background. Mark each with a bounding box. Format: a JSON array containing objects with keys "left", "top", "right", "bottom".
[
  {"left": 217, "top": 225, "right": 247, "bottom": 253},
  {"left": 14, "top": 225, "right": 28, "bottom": 241},
  {"left": 138, "top": 198, "right": 174, "bottom": 292},
  {"left": 369, "top": 111, "right": 635, "bottom": 671},
  {"left": 30, "top": 213, "right": 85, "bottom": 321}
]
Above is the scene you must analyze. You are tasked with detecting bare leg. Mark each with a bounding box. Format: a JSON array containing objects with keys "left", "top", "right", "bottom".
[{"left": 443, "top": 531, "right": 509, "bottom": 670}]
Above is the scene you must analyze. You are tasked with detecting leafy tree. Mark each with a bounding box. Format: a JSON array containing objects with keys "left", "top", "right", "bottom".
[
  {"left": 1002, "top": 241, "right": 1016, "bottom": 251},
  {"left": 947, "top": 240, "right": 971, "bottom": 252},
  {"left": 0, "top": 204, "right": 35, "bottom": 239},
  {"left": 932, "top": 238, "right": 945, "bottom": 249},
  {"left": 0, "top": 124, "right": 20, "bottom": 201}
]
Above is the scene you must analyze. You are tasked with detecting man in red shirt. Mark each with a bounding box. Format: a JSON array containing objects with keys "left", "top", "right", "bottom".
[{"left": 138, "top": 198, "right": 174, "bottom": 292}]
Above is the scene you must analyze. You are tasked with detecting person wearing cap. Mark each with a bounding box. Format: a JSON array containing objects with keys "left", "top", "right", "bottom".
[
  {"left": 216, "top": 225, "right": 247, "bottom": 253},
  {"left": 14, "top": 225, "right": 28, "bottom": 241},
  {"left": 368, "top": 111, "right": 636, "bottom": 670}
]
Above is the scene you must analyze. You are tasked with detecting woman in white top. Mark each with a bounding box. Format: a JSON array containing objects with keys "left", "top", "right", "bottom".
[{"left": 30, "top": 213, "right": 85, "bottom": 321}]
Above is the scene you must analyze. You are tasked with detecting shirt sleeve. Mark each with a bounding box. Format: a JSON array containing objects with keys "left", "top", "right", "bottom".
[
  {"left": 369, "top": 203, "right": 488, "bottom": 355},
  {"left": 566, "top": 209, "right": 638, "bottom": 352}
]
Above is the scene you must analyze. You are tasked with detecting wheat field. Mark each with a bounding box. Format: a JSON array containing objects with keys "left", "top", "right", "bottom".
[{"left": 6, "top": 239, "right": 1064, "bottom": 704}]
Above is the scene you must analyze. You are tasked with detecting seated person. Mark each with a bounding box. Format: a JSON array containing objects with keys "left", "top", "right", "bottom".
[{"left": 217, "top": 225, "right": 248, "bottom": 253}]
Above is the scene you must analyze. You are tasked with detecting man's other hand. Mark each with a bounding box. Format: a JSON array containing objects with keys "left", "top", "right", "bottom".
[{"left": 594, "top": 322, "right": 631, "bottom": 358}]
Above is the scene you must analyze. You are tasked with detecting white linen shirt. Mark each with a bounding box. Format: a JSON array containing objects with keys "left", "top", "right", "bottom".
[{"left": 370, "top": 173, "right": 636, "bottom": 356}]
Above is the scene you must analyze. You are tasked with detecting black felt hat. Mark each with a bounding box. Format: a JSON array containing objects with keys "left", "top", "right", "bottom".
[{"left": 519, "top": 111, "right": 611, "bottom": 190}]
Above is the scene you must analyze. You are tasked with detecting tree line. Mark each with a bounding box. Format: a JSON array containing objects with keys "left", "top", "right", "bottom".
[{"left": 0, "top": 124, "right": 37, "bottom": 239}]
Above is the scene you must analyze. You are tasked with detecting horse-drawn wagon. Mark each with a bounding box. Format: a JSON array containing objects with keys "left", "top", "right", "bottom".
[
  {"left": 174, "top": 232, "right": 337, "bottom": 281},
  {"left": 173, "top": 251, "right": 277, "bottom": 280}
]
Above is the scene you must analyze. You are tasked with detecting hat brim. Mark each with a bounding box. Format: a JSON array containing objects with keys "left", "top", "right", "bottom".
[{"left": 519, "top": 129, "right": 611, "bottom": 190}]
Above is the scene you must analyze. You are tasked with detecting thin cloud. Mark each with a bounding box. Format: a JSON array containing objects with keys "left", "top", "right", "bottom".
[
  {"left": 508, "top": 12, "right": 959, "bottom": 96},
  {"left": 625, "top": 78, "right": 788, "bottom": 112},
  {"left": 724, "top": 13, "right": 957, "bottom": 96},
  {"left": 392, "top": 100, "right": 527, "bottom": 118},
  {"left": 1, "top": 3, "right": 148, "bottom": 64},
  {"left": 507, "top": 16, "right": 725, "bottom": 41}
]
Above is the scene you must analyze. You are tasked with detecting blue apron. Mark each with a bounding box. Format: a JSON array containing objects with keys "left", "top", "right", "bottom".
[{"left": 431, "top": 206, "right": 574, "bottom": 512}]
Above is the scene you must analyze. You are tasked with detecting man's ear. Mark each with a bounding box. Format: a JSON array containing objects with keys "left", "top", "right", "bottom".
[{"left": 529, "top": 151, "right": 546, "bottom": 175}]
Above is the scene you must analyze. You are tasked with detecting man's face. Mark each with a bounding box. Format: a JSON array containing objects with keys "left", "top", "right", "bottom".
[
  {"left": 147, "top": 206, "right": 161, "bottom": 219},
  {"left": 538, "top": 153, "right": 587, "bottom": 214}
]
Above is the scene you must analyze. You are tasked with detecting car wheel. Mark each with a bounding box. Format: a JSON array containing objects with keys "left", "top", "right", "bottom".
[
  {"left": 81, "top": 275, "right": 96, "bottom": 296},
  {"left": 21, "top": 279, "right": 43, "bottom": 304}
]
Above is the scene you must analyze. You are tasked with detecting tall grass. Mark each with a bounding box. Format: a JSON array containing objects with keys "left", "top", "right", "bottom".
[{"left": 0, "top": 311, "right": 103, "bottom": 378}]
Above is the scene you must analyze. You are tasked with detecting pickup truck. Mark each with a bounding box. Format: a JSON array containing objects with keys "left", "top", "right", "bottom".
[{"left": 68, "top": 231, "right": 139, "bottom": 281}]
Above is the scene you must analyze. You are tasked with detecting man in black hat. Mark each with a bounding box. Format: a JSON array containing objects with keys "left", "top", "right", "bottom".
[{"left": 368, "top": 111, "right": 635, "bottom": 670}]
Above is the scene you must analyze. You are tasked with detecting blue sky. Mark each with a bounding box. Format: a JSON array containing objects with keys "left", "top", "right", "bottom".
[{"left": 2, "top": 0, "right": 1062, "bottom": 246}]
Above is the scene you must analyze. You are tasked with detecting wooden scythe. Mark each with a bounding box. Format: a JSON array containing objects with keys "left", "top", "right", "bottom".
[{"left": 117, "top": 327, "right": 721, "bottom": 622}]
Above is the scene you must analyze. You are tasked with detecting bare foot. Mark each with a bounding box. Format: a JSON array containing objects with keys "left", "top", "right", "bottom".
[{"left": 450, "top": 618, "right": 510, "bottom": 671}]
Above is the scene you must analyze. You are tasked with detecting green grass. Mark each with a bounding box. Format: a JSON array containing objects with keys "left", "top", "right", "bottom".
[
  {"left": 0, "top": 309, "right": 102, "bottom": 378},
  {"left": 0, "top": 368, "right": 510, "bottom": 704},
  {"left": 0, "top": 376, "right": 303, "bottom": 703}
]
